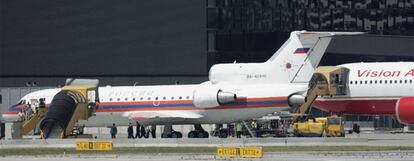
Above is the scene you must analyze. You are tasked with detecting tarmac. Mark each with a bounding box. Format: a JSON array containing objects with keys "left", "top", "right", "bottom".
[{"left": 1, "top": 132, "right": 414, "bottom": 160}]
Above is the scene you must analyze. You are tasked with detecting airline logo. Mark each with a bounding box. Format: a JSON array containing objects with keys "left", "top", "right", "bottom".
[
  {"left": 357, "top": 69, "right": 414, "bottom": 77},
  {"left": 293, "top": 48, "right": 310, "bottom": 54}
]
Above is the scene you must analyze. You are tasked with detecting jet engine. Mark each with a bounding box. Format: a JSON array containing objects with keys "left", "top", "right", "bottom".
[
  {"left": 396, "top": 97, "right": 414, "bottom": 125},
  {"left": 288, "top": 94, "right": 307, "bottom": 107},
  {"left": 193, "top": 87, "right": 237, "bottom": 108}
]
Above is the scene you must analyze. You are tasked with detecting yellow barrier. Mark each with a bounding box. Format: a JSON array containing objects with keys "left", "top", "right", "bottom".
[
  {"left": 217, "top": 146, "right": 262, "bottom": 158},
  {"left": 76, "top": 141, "right": 113, "bottom": 151}
]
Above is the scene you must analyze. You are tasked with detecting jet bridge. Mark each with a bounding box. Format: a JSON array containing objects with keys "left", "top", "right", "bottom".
[
  {"left": 17, "top": 81, "right": 99, "bottom": 139},
  {"left": 291, "top": 66, "right": 349, "bottom": 123}
]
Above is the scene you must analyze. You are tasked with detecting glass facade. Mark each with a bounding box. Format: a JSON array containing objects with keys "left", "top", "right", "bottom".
[
  {"left": 206, "top": 0, "right": 414, "bottom": 66},
  {"left": 207, "top": 0, "right": 414, "bottom": 129}
]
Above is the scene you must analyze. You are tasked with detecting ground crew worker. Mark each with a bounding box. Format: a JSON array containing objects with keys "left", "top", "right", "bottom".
[
  {"left": 127, "top": 123, "right": 134, "bottom": 138},
  {"left": 110, "top": 123, "right": 117, "bottom": 139},
  {"left": 236, "top": 122, "right": 242, "bottom": 138}
]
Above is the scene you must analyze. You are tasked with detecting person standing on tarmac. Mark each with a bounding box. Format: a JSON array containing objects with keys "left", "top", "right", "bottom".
[
  {"left": 236, "top": 122, "right": 242, "bottom": 138},
  {"left": 110, "top": 123, "right": 117, "bottom": 139},
  {"left": 127, "top": 123, "right": 134, "bottom": 138},
  {"left": 135, "top": 121, "right": 141, "bottom": 138},
  {"left": 151, "top": 125, "right": 156, "bottom": 138},
  {"left": 140, "top": 125, "right": 146, "bottom": 138}
]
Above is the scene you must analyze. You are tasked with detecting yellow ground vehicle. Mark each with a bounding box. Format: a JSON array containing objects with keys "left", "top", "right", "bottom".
[
  {"left": 293, "top": 119, "right": 325, "bottom": 137},
  {"left": 325, "top": 116, "right": 345, "bottom": 137},
  {"left": 293, "top": 116, "right": 345, "bottom": 137}
]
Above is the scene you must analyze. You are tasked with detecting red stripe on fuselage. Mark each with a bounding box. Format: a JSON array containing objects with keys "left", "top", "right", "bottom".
[
  {"left": 314, "top": 99, "right": 397, "bottom": 115},
  {"left": 96, "top": 103, "right": 289, "bottom": 112}
]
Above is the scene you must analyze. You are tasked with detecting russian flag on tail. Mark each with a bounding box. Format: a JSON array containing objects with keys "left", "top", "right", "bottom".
[{"left": 294, "top": 48, "right": 310, "bottom": 54}]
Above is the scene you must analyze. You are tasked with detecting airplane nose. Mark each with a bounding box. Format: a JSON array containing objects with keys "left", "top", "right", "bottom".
[{"left": 2, "top": 104, "right": 20, "bottom": 122}]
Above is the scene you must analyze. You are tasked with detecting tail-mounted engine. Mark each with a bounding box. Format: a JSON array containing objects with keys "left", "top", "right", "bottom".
[{"left": 193, "top": 87, "right": 237, "bottom": 108}]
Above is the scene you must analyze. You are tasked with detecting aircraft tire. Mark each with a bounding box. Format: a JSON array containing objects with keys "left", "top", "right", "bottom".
[{"left": 188, "top": 131, "right": 196, "bottom": 138}]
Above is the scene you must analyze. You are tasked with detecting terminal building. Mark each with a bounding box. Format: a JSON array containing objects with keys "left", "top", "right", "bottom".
[{"left": 1, "top": 0, "right": 414, "bottom": 131}]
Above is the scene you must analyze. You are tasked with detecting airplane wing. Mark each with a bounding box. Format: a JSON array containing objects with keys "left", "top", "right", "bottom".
[{"left": 123, "top": 111, "right": 204, "bottom": 122}]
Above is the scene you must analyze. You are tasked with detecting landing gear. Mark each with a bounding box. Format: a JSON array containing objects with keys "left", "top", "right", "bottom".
[
  {"left": 188, "top": 124, "right": 209, "bottom": 138},
  {"left": 161, "top": 124, "right": 182, "bottom": 138}
]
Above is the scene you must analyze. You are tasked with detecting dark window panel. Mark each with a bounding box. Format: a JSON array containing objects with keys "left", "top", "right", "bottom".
[
  {"left": 243, "top": 8, "right": 255, "bottom": 31},
  {"left": 280, "top": 8, "right": 293, "bottom": 31},
  {"left": 333, "top": 9, "right": 344, "bottom": 30},
  {"left": 387, "top": 9, "right": 396, "bottom": 29},
  {"left": 277, "top": 0, "right": 289, "bottom": 8},
  {"left": 308, "top": 0, "right": 318, "bottom": 8},
  {"left": 307, "top": 9, "right": 320, "bottom": 30},
  {"left": 320, "top": 9, "right": 332, "bottom": 30},
  {"left": 207, "top": 8, "right": 219, "bottom": 29},
  {"left": 364, "top": 9, "right": 377, "bottom": 31},
  {"left": 207, "top": 0, "right": 216, "bottom": 7},
  {"left": 221, "top": 8, "right": 234, "bottom": 30},
  {"left": 387, "top": 0, "right": 398, "bottom": 8},
  {"left": 262, "top": 8, "right": 273, "bottom": 31},
  {"left": 254, "top": 8, "right": 264, "bottom": 31},
  {"left": 293, "top": 9, "right": 306, "bottom": 30},
  {"left": 356, "top": 9, "right": 365, "bottom": 30},
  {"left": 272, "top": 8, "right": 281, "bottom": 30},
  {"left": 344, "top": 9, "right": 358, "bottom": 30},
  {"left": 379, "top": 0, "right": 387, "bottom": 8},
  {"left": 376, "top": 9, "right": 387, "bottom": 31}
]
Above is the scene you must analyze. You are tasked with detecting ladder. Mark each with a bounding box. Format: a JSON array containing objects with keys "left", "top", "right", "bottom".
[
  {"left": 242, "top": 120, "right": 257, "bottom": 137},
  {"left": 20, "top": 108, "right": 47, "bottom": 136}
]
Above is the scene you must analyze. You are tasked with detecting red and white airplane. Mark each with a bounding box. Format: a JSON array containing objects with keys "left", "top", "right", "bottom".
[
  {"left": 314, "top": 62, "right": 414, "bottom": 125},
  {"left": 2, "top": 31, "right": 360, "bottom": 138}
]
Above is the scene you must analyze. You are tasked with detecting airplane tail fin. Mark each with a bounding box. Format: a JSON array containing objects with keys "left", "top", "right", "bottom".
[{"left": 266, "top": 31, "right": 364, "bottom": 83}]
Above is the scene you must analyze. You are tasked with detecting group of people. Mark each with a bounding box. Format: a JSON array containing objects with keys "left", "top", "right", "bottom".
[
  {"left": 17, "top": 98, "right": 46, "bottom": 122},
  {"left": 109, "top": 122, "right": 156, "bottom": 139}
]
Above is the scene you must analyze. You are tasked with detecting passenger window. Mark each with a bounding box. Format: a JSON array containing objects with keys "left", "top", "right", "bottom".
[
  {"left": 109, "top": 98, "right": 113, "bottom": 102},
  {"left": 186, "top": 96, "right": 190, "bottom": 99},
  {"left": 350, "top": 81, "right": 353, "bottom": 84},
  {"left": 405, "top": 80, "right": 407, "bottom": 84},
  {"left": 155, "top": 97, "right": 158, "bottom": 100},
  {"left": 140, "top": 97, "right": 144, "bottom": 100},
  {"left": 385, "top": 80, "right": 388, "bottom": 84},
  {"left": 400, "top": 80, "right": 403, "bottom": 84},
  {"left": 379, "top": 80, "right": 382, "bottom": 84},
  {"left": 163, "top": 97, "right": 166, "bottom": 100},
  {"left": 117, "top": 98, "right": 121, "bottom": 101},
  {"left": 364, "top": 81, "right": 367, "bottom": 84},
  {"left": 125, "top": 98, "right": 128, "bottom": 101},
  {"left": 179, "top": 96, "right": 182, "bottom": 100},
  {"left": 355, "top": 81, "right": 358, "bottom": 85},
  {"left": 359, "top": 81, "right": 363, "bottom": 84},
  {"left": 369, "top": 80, "right": 372, "bottom": 84},
  {"left": 410, "top": 80, "right": 413, "bottom": 83},
  {"left": 171, "top": 97, "right": 175, "bottom": 100},
  {"left": 132, "top": 98, "right": 136, "bottom": 101},
  {"left": 374, "top": 80, "right": 377, "bottom": 84},
  {"left": 147, "top": 97, "right": 151, "bottom": 100},
  {"left": 389, "top": 80, "right": 392, "bottom": 84}
]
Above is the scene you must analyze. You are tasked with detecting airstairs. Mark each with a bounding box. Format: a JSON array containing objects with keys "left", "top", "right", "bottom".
[
  {"left": 291, "top": 67, "right": 349, "bottom": 123},
  {"left": 18, "top": 80, "right": 99, "bottom": 139}
]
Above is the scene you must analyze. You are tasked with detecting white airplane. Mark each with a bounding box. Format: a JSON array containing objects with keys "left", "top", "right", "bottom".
[
  {"left": 314, "top": 62, "right": 414, "bottom": 125},
  {"left": 3, "top": 31, "right": 359, "bottom": 138}
]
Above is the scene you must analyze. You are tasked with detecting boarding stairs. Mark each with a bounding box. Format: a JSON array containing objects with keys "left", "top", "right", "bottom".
[{"left": 291, "top": 67, "right": 349, "bottom": 123}]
